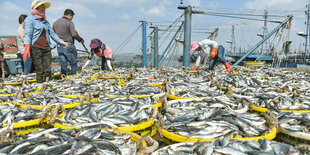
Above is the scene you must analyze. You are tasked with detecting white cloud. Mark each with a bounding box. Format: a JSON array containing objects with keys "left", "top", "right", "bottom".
[
  {"left": 78, "top": 0, "right": 148, "bottom": 7},
  {"left": 188, "top": 0, "right": 201, "bottom": 6},
  {"left": 118, "top": 14, "right": 130, "bottom": 20},
  {"left": 146, "top": 5, "right": 166, "bottom": 17},
  {"left": 245, "top": 0, "right": 294, "bottom": 9},
  {"left": 0, "top": 1, "right": 27, "bottom": 21},
  {"left": 47, "top": 1, "right": 96, "bottom": 19},
  {"left": 0, "top": 1, "right": 27, "bottom": 35},
  {"left": 140, "top": 0, "right": 173, "bottom": 17}
]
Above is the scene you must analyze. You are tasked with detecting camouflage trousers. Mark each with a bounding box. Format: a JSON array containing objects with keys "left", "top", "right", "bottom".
[{"left": 32, "top": 47, "right": 52, "bottom": 83}]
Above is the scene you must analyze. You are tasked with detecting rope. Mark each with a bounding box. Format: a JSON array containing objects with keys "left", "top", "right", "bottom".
[
  {"left": 38, "top": 105, "right": 54, "bottom": 126},
  {"left": 0, "top": 129, "right": 17, "bottom": 144},
  {"left": 137, "top": 136, "right": 159, "bottom": 154},
  {"left": 114, "top": 24, "right": 142, "bottom": 55},
  {"left": 260, "top": 111, "right": 279, "bottom": 129}
]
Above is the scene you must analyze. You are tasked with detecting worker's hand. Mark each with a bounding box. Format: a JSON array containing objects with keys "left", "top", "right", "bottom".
[
  {"left": 210, "top": 48, "right": 218, "bottom": 58},
  {"left": 191, "top": 66, "right": 198, "bottom": 71},
  {"left": 23, "top": 44, "right": 31, "bottom": 61},
  {"left": 81, "top": 39, "right": 85, "bottom": 44},
  {"left": 58, "top": 40, "right": 68, "bottom": 48}
]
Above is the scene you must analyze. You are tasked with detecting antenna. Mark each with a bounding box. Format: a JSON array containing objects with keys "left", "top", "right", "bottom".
[{"left": 180, "top": 0, "right": 183, "bottom": 5}]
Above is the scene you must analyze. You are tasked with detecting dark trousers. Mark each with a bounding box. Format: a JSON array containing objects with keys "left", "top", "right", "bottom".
[
  {"left": 32, "top": 47, "right": 52, "bottom": 83},
  {"left": 57, "top": 44, "right": 77, "bottom": 75},
  {"left": 17, "top": 53, "right": 24, "bottom": 71},
  {"left": 101, "top": 56, "right": 106, "bottom": 70},
  {"left": 209, "top": 45, "right": 227, "bottom": 70}
]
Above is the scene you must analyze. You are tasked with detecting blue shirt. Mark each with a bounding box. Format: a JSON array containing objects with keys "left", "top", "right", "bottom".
[{"left": 24, "top": 15, "right": 61, "bottom": 48}]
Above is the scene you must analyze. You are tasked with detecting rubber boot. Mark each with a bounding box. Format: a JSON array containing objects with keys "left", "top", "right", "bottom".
[
  {"left": 191, "top": 66, "right": 198, "bottom": 71},
  {"left": 224, "top": 62, "right": 231, "bottom": 73}
]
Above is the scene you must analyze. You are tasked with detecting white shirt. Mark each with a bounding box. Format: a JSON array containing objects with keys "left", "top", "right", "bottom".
[
  {"left": 17, "top": 24, "right": 25, "bottom": 54},
  {"left": 195, "top": 39, "right": 219, "bottom": 67},
  {"left": 198, "top": 39, "right": 219, "bottom": 54}
]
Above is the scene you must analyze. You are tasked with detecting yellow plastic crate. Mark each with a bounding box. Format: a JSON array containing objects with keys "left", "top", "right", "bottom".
[
  {"left": 161, "top": 126, "right": 277, "bottom": 144},
  {"left": 252, "top": 105, "right": 310, "bottom": 113}
]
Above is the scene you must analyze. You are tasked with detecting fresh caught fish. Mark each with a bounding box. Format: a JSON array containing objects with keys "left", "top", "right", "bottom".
[{"left": 152, "top": 137, "right": 301, "bottom": 155}]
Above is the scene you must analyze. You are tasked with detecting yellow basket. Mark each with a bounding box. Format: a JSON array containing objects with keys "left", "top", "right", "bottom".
[
  {"left": 252, "top": 105, "right": 310, "bottom": 113},
  {"left": 277, "top": 128, "right": 310, "bottom": 145},
  {"left": 217, "top": 86, "right": 243, "bottom": 91},
  {"left": 53, "top": 119, "right": 156, "bottom": 137},
  {"left": 98, "top": 75, "right": 131, "bottom": 79},
  {"left": 1, "top": 79, "right": 36, "bottom": 86},
  {"left": 2, "top": 116, "right": 53, "bottom": 135},
  {"left": 1, "top": 73, "right": 61, "bottom": 86},
  {"left": 53, "top": 101, "right": 162, "bottom": 136},
  {"left": 244, "top": 61, "right": 265, "bottom": 67},
  {"left": 167, "top": 93, "right": 209, "bottom": 100},
  {"left": 167, "top": 87, "right": 242, "bottom": 100},
  {"left": 161, "top": 126, "right": 277, "bottom": 144},
  {"left": 112, "top": 129, "right": 147, "bottom": 147},
  {"left": 18, "top": 99, "right": 97, "bottom": 110}
]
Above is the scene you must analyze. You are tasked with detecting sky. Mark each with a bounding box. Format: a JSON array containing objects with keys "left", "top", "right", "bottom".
[{"left": 0, "top": 0, "right": 308, "bottom": 60}]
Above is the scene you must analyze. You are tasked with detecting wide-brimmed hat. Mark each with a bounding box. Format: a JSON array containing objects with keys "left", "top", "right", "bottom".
[
  {"left": 189, "top": 41, "right": 200, "bottom": 53},
  {"left": 31, "top": 0, "right": 50, "bottom": 10}
]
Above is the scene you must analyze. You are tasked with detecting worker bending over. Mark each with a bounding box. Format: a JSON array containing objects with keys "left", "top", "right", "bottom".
[
  {"left": 89, "top": 38, "right": 114, "bottom": 71},
  {"left": 189, "top": 39, "right": 231, "bottom": 73}
]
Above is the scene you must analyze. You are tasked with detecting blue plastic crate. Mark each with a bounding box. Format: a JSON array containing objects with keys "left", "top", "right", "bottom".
[{"left": 5, "top": 59, "right": 23, "bottom": 74}]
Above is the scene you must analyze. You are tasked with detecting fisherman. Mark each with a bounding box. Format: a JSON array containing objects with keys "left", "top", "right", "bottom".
[
  {"left": 189, "top": 39, "right": 231, "bottom": 73},
  {"left": 88, "top": 38, "right": 114, "bottom": 71},
  {"left": 17, "top": 14, "right": 27, "bottom": 71},
  {"left": 53, "top": 9, "right": 84, "bottom": 75}
]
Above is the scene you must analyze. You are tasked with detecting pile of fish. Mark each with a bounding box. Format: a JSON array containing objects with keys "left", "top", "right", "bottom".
[
  {"left": 163, "top": 98, "right": 269, "bottom": 138},
  {"left": 153, "top": 137, "right": 301, "bottom": 155},
  {"left": 0, "top": 73, "right": 36, "bottom": 84},
  {"left": 268, "top": 110, "right": 310, "bottom": 133},
  {"left": 0, "top": 67, "right": 309, "bottom": 154},
  {"left": 14, "top": 94, "right": 80, "bottom": 106},
  {"left": 57, "top": 96, "right": 156, "bottom": 127},
  {"left": 168, "top": 73, "right": 222, "bottom": 97},
  {"left": 0, "top": 127, "right": 138, "bottom": 154},
  {"left": 0, "top": 103, "right": 41, "bottom": 124}
]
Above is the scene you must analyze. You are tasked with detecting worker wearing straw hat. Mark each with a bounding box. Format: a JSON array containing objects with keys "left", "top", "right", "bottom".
[{"left": 24, "top": 0, "right": 67, "bottom": 82}]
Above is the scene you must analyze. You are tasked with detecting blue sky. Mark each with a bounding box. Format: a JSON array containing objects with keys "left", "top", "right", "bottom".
[{"left": 0, "top": 0, "right": 308, "bottom": 60}]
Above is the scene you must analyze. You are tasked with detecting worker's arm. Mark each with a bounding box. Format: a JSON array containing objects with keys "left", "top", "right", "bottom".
[
  {"left": 195, "top": 55, "right": 202, "bottom": 67},
  {"left": 106, "top": 59, "right": 114, "bottom": 71},
  {"left": 69, "top": 22, "right": 83, "bottom": 42}
]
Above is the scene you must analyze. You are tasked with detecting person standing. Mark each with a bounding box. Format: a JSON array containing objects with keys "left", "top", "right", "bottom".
[
  {"left": 89, "top": 38, "right": 114, "bottom": 71},
  {"left": 24, "top": 0, "right": 67, "bottom": 82},
  {"left": 17, "top": 14, "right": 27, "bottom": 71},
  {"left": 189, "top": 39, "right": 231, "bottom": 73},
  {"left": 53, "top": 9, "right": 84, "bottom": 75}
]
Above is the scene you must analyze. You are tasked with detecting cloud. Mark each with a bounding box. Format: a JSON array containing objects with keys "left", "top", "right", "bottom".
[
  {"left": 118, "top": 14, "right": 130, "bottom": 20},
  {"left": 0, "top": 1, "right": 27, "bottom": 21},
  {"left": 47, "top": 1, "right": 96, "bottom": 19},
  {"left": 245, "top": 0, "right": 294, "bottom": 9},
  {"left": 188, "top": 0, "right": 201, "bottom": 6},
  {"left": 140, "top": 0, "right": 173, "bottom": 18},
  {"left": 0, "top": 1, "right": 27, "bottom": 35},
  {"left": 78, "top": 0, "right": 148, "bottom": 7},
  {"left": 146, "top": 5, "right": 166, "bottom": 17}
]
